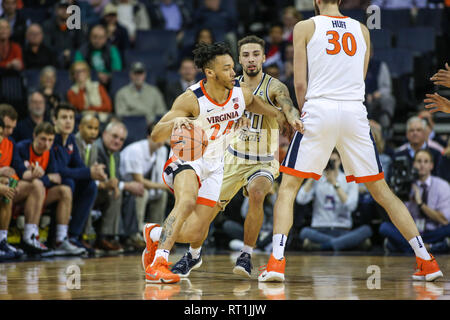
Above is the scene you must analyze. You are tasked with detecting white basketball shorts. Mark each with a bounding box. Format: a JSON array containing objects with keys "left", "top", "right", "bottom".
[
  {"left": 162, "top": 154, "right": 223, "bottom": 207},
  {"left": 281, "top": 98, "right": 384, "bottom": 183}
]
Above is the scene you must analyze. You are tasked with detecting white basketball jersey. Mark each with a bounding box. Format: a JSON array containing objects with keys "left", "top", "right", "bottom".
[
  {"left": 188, "top": 79, "right": 246, "bottom": 160},
  {"left": 305, "top": 15, "right": 367, "bottom": 101}
]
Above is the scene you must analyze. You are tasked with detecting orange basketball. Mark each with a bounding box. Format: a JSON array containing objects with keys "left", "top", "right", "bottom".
[{"left": 170, "top": 126, "right": 208, "bottom": 161}]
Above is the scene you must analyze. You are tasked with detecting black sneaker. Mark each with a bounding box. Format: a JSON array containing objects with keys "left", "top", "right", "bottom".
[
  {"left": 233, "top": 252, "right": 252, "bottom": 278},
  {"left": 171, "top": 251, "right": 202, "bottom": 277},
  {"left": 0, "top": 239, "right": 23, "bottom": 259},
  {"left": 20, "top": 234, "right": 48, "bottom": 255}
]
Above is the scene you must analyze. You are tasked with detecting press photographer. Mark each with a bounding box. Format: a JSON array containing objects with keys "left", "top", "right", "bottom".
[{"left": 380, "top": 149, "right": 450, "bottom": 254}]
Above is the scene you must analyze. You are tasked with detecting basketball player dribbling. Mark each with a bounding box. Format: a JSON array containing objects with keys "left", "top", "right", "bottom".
[
  {"left": 259, "top": 0, "right": 443, "bottom": 282},
  {"left": 168, "top": 35, "right": 303, "bottom": 279},
  {"left": 143, "top": 42, "right": 288, "bottom": 284}
]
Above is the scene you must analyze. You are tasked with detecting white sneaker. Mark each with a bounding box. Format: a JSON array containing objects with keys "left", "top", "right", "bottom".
[{"left": 54, "top": 239, "right": 86, "bottom": 256}]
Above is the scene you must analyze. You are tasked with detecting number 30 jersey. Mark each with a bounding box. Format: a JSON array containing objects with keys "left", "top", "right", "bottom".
[
  {"left": 188, "top": 79, "right": 246, "bottom": 161},
  {"left": 305, "top": 15, "right": 367, "bottom": 101}
]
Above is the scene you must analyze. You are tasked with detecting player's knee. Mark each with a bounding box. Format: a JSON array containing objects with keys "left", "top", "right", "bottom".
[
  {"left": 31, "top": 179, "right": 45, "bottom": 195},
  {"left": 247, "top": 188, "right": 266, "bottom": 203},
  {"left": 176, "top": 197, "right": 197, "bottom": 214},
  {"left": 59, "top": 186, "right": 72, "bottom": 201}
]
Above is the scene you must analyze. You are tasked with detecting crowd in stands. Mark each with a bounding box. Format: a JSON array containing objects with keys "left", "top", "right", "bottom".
[{"left": 0, "top": 0, "right": 449, "bottom": 261}]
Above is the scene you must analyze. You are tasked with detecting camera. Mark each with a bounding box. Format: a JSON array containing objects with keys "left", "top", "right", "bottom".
[
  {"left": 389, "top": 156, "right": 419, "bottom": 201},
  {"left": 325, "top": 159, "right": 336, "bottom": 171}
]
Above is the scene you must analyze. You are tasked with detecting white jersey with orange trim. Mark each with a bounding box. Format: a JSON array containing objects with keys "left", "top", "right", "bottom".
[
  {"left": 189, "top": 79, "right": 246, "bottom": 160},
  {"left": 305, "top": 15, "right": 366, "bottom": 101}
]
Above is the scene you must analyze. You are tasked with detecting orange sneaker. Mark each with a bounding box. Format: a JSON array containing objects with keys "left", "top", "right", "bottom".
[
  {"left": 258, "top": 254, "right": 286, "bottom": 282},
  {"left": 143, "top": 284, "right": 181, "bottom": 300},
  {"left": 145, "top": 257, "right": 180, "bottom": 284},
  {"left": 141, "top": 223, "right": 160, "bottom": 270},
  {"left": 412, "top": 254, "right": 443, "bottom": 282}
]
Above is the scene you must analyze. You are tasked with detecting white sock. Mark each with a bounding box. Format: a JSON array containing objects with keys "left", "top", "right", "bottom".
[
  {"left": 33, "top": 224, "right": 39, "bottom": 237},
  {"left": 24, "top": 224, "right": 36, "bottom": 242},
  {"left": 409, "top": 236, "right": 431, "bottom": 260},
  {"left": 150, "top": 227, "right": 162, "bottom": 242},
  {"left": 56, "top": 224, "right": 68, "bottom": 243},
  {"left": 272, "top": 234, "right": 287, "bottom": 260},
  {"left": 0, "top": 230, "right": 7, "bottom": 242},
  {"left": 241, "top": 244, "right": 253, "bottom": 256},
  {"left": 152, "top": 249, "right": 170, "bottom": 266},
  {"left": 189, "top": 246, "right": 202, "bottom": 259}
]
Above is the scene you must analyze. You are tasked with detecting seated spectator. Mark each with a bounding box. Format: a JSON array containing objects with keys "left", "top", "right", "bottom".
[
  {"left": 164, "top": 57, "right": 198, "bottom": 108},
  {"left": 93, "top": 120, "right": 145, "bottom": 252},
  {"left": 264, "top": 23, "right": 287, "bottom": 71},
  {"left": 418, "top": 110, "right": 447, "bottom": 151},
  {"left": 99, "top": 3, "right": 129, "bottom": 64},
  {"left": 365, "top": 45, "right": 396, "bottom": 134},
  {"left": 42, "top": 0, "right": 84, "bottom": 69},
  {"left": 115, "top": 62, "right": 167, "bottom": 124},
  {"left": 379, "top": 149, "right": 450, "bottom": 254},
  {"left": 394, "top": 116, "right": 442, "bottom": 176},
  {"left": 38, "top": 66, "right": 62, "bottom": 119},
  {"left": 0, "top": 18, "right": 23, "bottom": 71},
  {"left": 23, "top": 24, "right": 56, "bottom": 70},
  {"left": 17, "top": 122, "right": 86, "bottom": 256},
  {"left": 75, "top": 113, "right": 100, "bottom": 167},
  {"left": 119, "top": 122, "right": 168, "bottom": 243},
  {"left": 0, "top": 0, "right": 27, "bottom": 46},
  {"left": 82, "top": 0, "right": 110, "bottom": 16},
  {"left": 51, "top": 103, "right": 107, "bottom": 254},
  {"left": 12, "top": 91, "right": 46, "bottom": 142},
  {"left": 74, "top": 24, "right": 122, "bottom": 88},
  {"left": 0, "top": 104, "right": 46, "bottom": 257},
  {"left": 180, "top": 27, "right": 214, "bottom": 62},
  {"left": 296, "top": 149, "right": 372, "bottom": 251},
  {"left": 148, "top": 0, "right": 191, "bottom": 35},
  {"left": 281, "top": 6, "right": 302, "bottom": 43},
  {"left": 113, "top": 0, "right": 150, "bottom": 43},
  {"left": 67, "top": 61, "right": 113, "bottom": 115}
]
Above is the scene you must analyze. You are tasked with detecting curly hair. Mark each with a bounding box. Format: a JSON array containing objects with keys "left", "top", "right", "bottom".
[{"left": 193, "top": 42, "right": 232, "bottom": 72}]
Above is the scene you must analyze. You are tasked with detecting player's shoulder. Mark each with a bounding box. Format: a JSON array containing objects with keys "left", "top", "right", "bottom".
[
  {"left": 268, "top": 76, "right": 288, "bottom": 94},
  {"left": 294, "top": 19, "right": 315, "bottom": 33},
  {"left": 173, "top": 89, "right": 198, "bottom": 107}
]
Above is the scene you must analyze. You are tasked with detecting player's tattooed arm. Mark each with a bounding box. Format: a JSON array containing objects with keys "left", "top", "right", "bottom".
[
  {"left": 241, "top": 83, "right": 278, "bottom": 117},
  {"left": 271, "top": 79, "right": 304, "bottom": 133}
]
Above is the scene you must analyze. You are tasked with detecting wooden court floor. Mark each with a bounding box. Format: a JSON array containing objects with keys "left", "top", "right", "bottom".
[{"left": 0, "top": 252, "right": 449, "bottom": 300}]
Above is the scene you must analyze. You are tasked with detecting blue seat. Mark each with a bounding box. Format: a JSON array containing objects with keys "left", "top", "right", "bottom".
[
  {"left": 341, "top": 9, "right": 365, "bottom": 23},
  {"left": 21, "top": 7, "right": 50, "bottom": 23},
  {"left": 121, "top": 115, "right": 148, "bottom": 148},
  {"left": 299, "top": 10, "right": 315, "bottom": 20},
  {"left": 124, "top": 50, "right": 167, "bottom": 80},
  {"left": 22, "top": 69, "right": 41, "bottom": 91},
  {"left": 134, "top": 30, "right": 178, "bottom": 66},
  {"left": 380, "top": 9, "right": 412, "bottom": 32},
  {"left": 370, "top": 29, "right": 392, "bottom": 50},
  {"left": 415, "top": 8, "right": 443, "bottom": 36},
  {"left": 373, "top": 48, "right": 413, "bottom": 78},
  {"left": 55, "top": 70, "right": 72, "bottom": 98},
  {"left": 395, "top": 27, "right": 435, "bottom": 55}
]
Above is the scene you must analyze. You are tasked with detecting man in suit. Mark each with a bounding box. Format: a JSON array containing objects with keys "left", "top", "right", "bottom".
[
  {"left": 93, "top": 120, "right": 144, "bottom": 252},
  {"left": 164, "top": 58, "right": 198, "bottom": 108},
  {"left": 74, "top": 113, "right": 100, "bottom": 168}
]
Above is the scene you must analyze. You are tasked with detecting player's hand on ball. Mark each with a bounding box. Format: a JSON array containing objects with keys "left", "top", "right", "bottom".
[
  {"left": 424, "top": 92, "right": 450, "bottom": 114},
  {"left": 173, "top": 117, "right": 194, "bottom": 132},
  {"left": 430, "top": 63, "right": 450, "bottom": 88}
]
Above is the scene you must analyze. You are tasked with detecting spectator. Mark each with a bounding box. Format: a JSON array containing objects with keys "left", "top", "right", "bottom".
[
  {"left": 180, "top": 27, "right": 214, "bottom": 62},
  {"left": 119, "top": 122, "right": 168, "bottom": 242},
  {"left": 0, "top": 0, "right": 27, "bottom": 46},
  {"left": 418, "top": 110, "right": 447, "bottom": 151},
  {"left": 42, "top": 0, "right": 84, "bottom": 69},
  {"left": 12, "top": 91, "right": 46, "bottom": 143},
  {"left": 365, "top": 45, "right": 396, "bottom": 134},
  {"left": 115, "top": 61, "right": 167, "bottom": 124},
  {"left": 93, "top": 120, "right": 145, "bottom": 252},
  {"left": 394, "top": 116, "right": 442, "bottom": 176},
  {"left": 23, "top": 23, "right": 56, "bottom": 70},
  {"left": 0, "top": 18, "right": 23, "bottom": 71},
  {"left": 296, "top": 150, "right": 372, "bottom": 251},
  {"left": 371, "top": 0, "right": 428, "bottom": 9},
  {"left": 38, "top": 66, "right": 61, "bottom": 119},
  {"left": 281, "top": 6, "right": 302, "bottom": 43},
  {"left": 0, "top": 104, "right": 46, "bottom": 257},
  {"left": 51, "top": 103, "right": 107, "bottom": 254},
  {"left": 149, "top": 0, "right": 186, "bottom": 32},
  {"left": 164, "top": 57, "right": 198, "bottom": 108},
  {"left": 380, "top": 149, "right": 450, "bottom": 254},
  {"left": 264, "top": 23, "right": 287, "bottom": 70},
  {"left": 67, "top": 61, "right": 113, "bottom": 115},
  {"left": 17, "top": 122, "right": 86, "bottom": 256},
  {"left": 74, "top": 24, "right": 122, "bottom": 88},
  {"left": 438, "top": 140, "right": 450, "bottom": 183},
  {"left": 113, "top": 0, "right": 150, "bottom": 43},
  {"left": 81, "top": 0, "right": 110, "bottom": 16},
  {"left": 99, "top": 3, "right": 129, "bottom": 65},
  {"left": 75, "top": 112, "right": 100, "bottom": 167}
]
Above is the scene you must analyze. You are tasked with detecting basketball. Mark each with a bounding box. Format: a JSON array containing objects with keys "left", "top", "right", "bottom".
[{"left": 170, "top": 126, "right": 208, "bottom": 161}]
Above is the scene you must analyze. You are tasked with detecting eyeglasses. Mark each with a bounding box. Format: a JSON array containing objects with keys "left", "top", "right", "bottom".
[{"left": 74, "top": 69, "right": 87, "bottom": 74}]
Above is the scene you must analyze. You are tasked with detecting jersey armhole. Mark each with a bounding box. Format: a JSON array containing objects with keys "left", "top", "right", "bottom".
[{"left": 305, "top": 18, "right": 317, "bottom": 49}]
